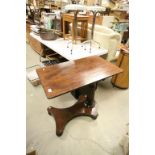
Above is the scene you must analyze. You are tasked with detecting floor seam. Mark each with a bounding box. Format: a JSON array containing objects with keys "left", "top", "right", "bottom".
[{"left": 66, "top": 129, "right": 113, "bottom": 155}]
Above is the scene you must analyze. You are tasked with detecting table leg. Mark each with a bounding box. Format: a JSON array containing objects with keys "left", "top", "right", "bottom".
[
  {"left": 81, "top": 21, "right": 88, "bottom": 41},
  {"left": 72, "top": 20, "right": 75, "bottom": 43},
  {"left": 47, "top": 83, "right": 98, "bottom": 136}
]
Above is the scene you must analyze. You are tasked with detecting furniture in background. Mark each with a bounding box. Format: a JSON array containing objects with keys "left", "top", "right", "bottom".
[
  {"left": 102, "top": 16, "right": 116, "bottom": 28},
  {"left": 29, "top": 30, "right": 57, "bottom": 57},
  {"left": 63, "top": 13, "right": 88, "bottom": 42},
  {"left": 26, "top": 4, "right": 35, "bottom": 23},
  {"left": 55, "top": 0, "right": 69, "bottom": 9},
  {"left": 63, "top": 4, "right": 88, "bottom": 54},
  {"left": 26, "top": 20, "right": 31, "bottom": 43},
  {"left": 81, "top": 6, "right": 106, "bottom": 53},
  {"left": 86, "top": 0, "right": 95, "bottom": 5},
  {"left": 111, "top": 44, "right": 129, "bottom": 88},
  {"left": 36, "top": 56, "right": 122, "bottom": 136},
  {"left": 30, "top": 32, "right": 108, "bottom": 61},
  {"left": 110, "top": 9, "right": 129, "bottom": 21},
  {"left": 112, "top": 21, "right": 129, "bottom": 43},
  {"left": 70, "top": 13, "right": 121, "bottom": 61},
  {"left": 88, "top": 14, "right": 103, "bottom": 25},
  {"left": 87, "top": 23, "right": 121, "bottom": 61},
  {"left": 88, "top": 15, "right": 119, "bottom": 28},
  {"left": 29, "top": 35, "right": 44, "bottom": 56}
]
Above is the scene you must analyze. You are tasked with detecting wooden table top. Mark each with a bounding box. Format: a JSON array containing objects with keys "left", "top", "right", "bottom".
[{"left": 37, "top": 56, "right": 123, "bottom": 99}]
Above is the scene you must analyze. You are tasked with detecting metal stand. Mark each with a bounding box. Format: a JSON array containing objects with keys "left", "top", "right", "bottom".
[
  {"left": 81, "top": 11, "right": 102, "bottom": 53},
  {"left": 66, "top": 10, "right": 80, "bottom": 54}
]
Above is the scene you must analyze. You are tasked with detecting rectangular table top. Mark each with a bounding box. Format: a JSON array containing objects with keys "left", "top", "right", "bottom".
[
  {"left": 30, "top": 32, "right": 107, "bottom": 61},
  {"left": 37, "top": 56, "right": 122, "bottom": 99}
]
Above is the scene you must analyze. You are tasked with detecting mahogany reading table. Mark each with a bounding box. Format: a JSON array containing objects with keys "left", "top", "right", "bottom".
[{"left": 37, "top": 56, "right": 122, "bottom": 136}]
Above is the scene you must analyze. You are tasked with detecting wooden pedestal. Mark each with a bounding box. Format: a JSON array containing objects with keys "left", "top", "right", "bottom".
[
  {"left": 47, "top": 83, "right": 98, "bottom": 136},
  {"left": 37, "top": 56, "right": 122, "bottom": 136},
  {"left": 47, "top": 95, "right": 98, "bottom": 136}
]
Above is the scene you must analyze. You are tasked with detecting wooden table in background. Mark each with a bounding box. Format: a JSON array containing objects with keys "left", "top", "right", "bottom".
[
  {"left": 37, "top": 56, "right": 122, "bottom": 136},
  {"left": 88, "top": 15, "right": 103, "bottom": 25},
  {"left": 63, "top": 13, "right": 88, "bottom": 42}
]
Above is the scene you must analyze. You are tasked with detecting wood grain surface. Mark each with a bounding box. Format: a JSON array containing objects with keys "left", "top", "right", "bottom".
[
  {"left": 37, "top": 56, "right": 122, "bottom": 98},
  {"left": 63, "top": 13, "right": 88, "bottom": 41},
  {"left": 111, "top": 48, "right": 129, "bottom": 88},
  {"left": 29, "top": 36, "right": 44, "bottom": 55}
]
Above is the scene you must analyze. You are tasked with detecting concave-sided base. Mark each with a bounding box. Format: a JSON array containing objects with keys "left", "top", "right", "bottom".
[{"left": 47, "top": 96, "right": 98, "bottom": 136}]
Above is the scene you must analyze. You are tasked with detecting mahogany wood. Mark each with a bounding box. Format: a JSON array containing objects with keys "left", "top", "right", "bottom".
[
  {"left": 37, "top": 56, "right": 123, "bottom": 99},
  {"left": 47, "top": 95, "right": 98, "bottom": 136},
  {"left": 37, "top": 56, "right": 122, "bottom": 136}
]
